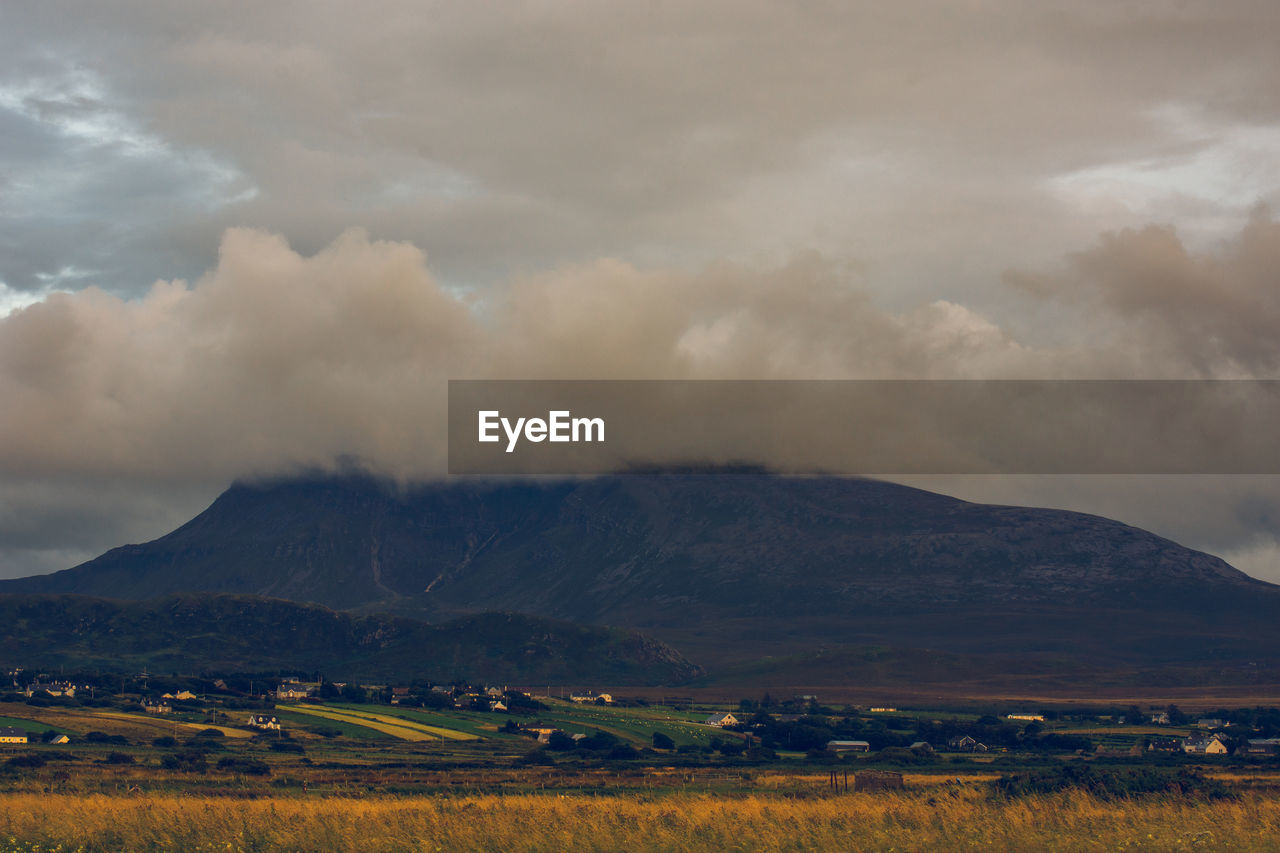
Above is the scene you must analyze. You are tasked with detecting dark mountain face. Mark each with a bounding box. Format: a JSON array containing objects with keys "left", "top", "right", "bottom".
[{"left": 6, "top": 472, "right": 1279, "bottom": 674}]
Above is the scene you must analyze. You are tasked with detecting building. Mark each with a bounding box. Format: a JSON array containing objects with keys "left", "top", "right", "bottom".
[
  {"left": 248, "top": 714, "right": 281, "bottom": 731},
  {"left": 0, "top": 727, "right": 28, "bottom": 744},
  {"left": 704, "top": 713, "right": 739, "bottom": 728},
  {"left": 1007, "top": 714, "right": 1046, "bottom": 722},
  {"left": 1183, "top": 734, "right": 1228, "bottom": 755},
  {"left": 275, "top": 682, "right": 316, "bottom": 700},
  {"left": 868, "top": 707, "right": 897, "bottom": 713},
  {"left": 947, "top": 736, "right": 989, "bottom": 752},
  {"left": 24, "top": 681, "right": 76, "bottom": 698},
  {"left": 1197, "top": 718, "right": 1227, "bottom": 729},
  {"left": 1239, "top": 732, "right": 1280, "bottom": 753},
  {"left": 142, "top": 698, "right": 172, "bottom": 714},
  {"left": 1147, "top": 738, "right": 1182, "bottom": 752},
  {"left": 827, "top": 740, "right": 871, "bottom": 753},
  {"left": 524, "top": 726, "right": 558, "bottom": 744}
]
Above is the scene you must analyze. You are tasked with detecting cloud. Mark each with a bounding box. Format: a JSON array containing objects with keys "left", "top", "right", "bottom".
[
  {"left": 2, "top": 213, "right": 1279, "bottom": 487},
  {"left": 2, "top": 219, "right": 1280, "bottom": 579},
  {"left": 1009, "top": 206, "right": 1280, "bottom": 376},
  {"left": 6, "top": 1, "right": 1280, "bottom": 302}
]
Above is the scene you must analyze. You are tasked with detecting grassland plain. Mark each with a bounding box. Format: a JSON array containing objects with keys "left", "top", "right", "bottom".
[
  {"left": 1, "top": 787, "right": 1280, "bottom": 852},
  {"left": 281, "top": 705, "right": 476, "bottom": 740}
]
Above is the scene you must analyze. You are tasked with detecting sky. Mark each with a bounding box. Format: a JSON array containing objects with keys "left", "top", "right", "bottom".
[{"left": 3, "top": 1, "right": 1280, "bottom": 581}]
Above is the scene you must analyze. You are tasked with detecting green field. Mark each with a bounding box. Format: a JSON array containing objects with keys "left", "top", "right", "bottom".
[{"left": 0, "top": 713, "right": 56, "bottom": 734}]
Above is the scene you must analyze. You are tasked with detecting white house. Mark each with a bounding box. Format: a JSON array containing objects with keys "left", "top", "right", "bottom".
[
  {"left": 1183, "top": 734, "right": 1228, "bottom": 755},
  {"left": 248, "top": 714, "right": 281, "bottom": 731},
  {"left": 704, "top": 713, "right": 739, "bottom": 728},
  {"left": 0, "top": 727, "right": 28, "bottom": 744}
]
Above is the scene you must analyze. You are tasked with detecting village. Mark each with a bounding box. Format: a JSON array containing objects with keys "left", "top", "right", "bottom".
[{"left": 3, "top": 668, "right": 1280, "bottom": 777}]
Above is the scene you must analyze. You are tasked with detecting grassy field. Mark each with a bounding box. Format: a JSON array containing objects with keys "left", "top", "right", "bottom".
[
  {"left": 3, "top": 693, "right": 1279, "bottom": 850},
  {"left": 282, "top": 704, "right": 476, "bottom": 740},
  {"left": 0, "top": 788, "right": 1277, "bottom": 852}
]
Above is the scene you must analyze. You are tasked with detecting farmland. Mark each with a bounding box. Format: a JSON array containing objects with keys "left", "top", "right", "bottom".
[{"left": 3, "top": 692, "right": 1280, "bottom": 850}]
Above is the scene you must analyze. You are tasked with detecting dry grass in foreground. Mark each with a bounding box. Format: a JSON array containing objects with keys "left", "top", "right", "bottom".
[{"left": 1, "top": 788, "right": 1279, "bottom": 852}]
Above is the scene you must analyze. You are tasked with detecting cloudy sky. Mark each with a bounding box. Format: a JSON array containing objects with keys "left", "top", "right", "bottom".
[{"left": 3, "top": 1, "right": 1280, "bottom": 581}]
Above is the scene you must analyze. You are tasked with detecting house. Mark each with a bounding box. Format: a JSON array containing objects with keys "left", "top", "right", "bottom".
[
  {"left": 1245, "top": 738, "right": 1280, "bottom": 755},
  {"left": 524, "top": 726, "right": 558, "bottom": 743},
  {"left": 1183, "top": 734, "right": 1228, "bottom": 755},
  {"left": 1006, "top": 714, "right": 1046, "bottom": 722},
  {"left": 1148, "top": 738, "right": 1182, "bottom": 752},
  {"left": 827, "top": 740, "right": 870, "bottom": 753},
  {"left": 1197, "top": 718, "right": 1227, "bottom": 729},
  {"left": 142, "top": 698, "right": 172, "bottom": 714},
  {"left": 1149, "top": 712, "right": 1170, "bottom": 725},
  {"left": 868, "top": 707, "right": 896, "bottom": 713},
  {"left": 275, "top": 683, "right": 314, "bottom": 700},
  {"left": 390, "top": 687, "right": 411, "bottom": 705},
  {"left": 43, "top": 733, "right": 70, "bottom": 745},
  {"left": 909, "top": 741, "right": 934, "bottom": 753},
  {"left": 247, "top": 714, "right": 281, "bottom": 731},
  {"left": 25, "top": 681, "right": 76, "bottom": 698},
  {"left": 704, "top": 713, "right": 739, "bottom": 728},
  {"left": 0, "top": 727, "right": 28, "bottom": 744},
  {"left": 161, "top": 691, "right": 198, "bottom": 701},
  {"left": 946, "top": 735, "right": 988, "bottom": 752}
]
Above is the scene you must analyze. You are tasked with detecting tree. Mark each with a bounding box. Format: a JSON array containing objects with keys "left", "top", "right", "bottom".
[{"left": 652, "top": 731, "right": 675, "bottom": 750}]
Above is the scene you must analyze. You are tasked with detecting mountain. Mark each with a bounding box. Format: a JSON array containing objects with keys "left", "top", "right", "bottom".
[
  {"left": 0, "top": 593, "right": 699, "bottom": 684},
  {"left": 6, "top": 471, "right": 1280, "bottom": 685}
]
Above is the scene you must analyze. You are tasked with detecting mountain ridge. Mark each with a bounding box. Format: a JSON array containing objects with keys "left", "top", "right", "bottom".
[{"left": 5, "top": 471, "right": 1278, "bottom": 682}]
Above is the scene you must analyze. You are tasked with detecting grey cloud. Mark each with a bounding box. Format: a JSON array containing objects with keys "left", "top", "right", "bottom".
[
  {"left": 7, "top": 1, "right": 1280, "bottom": 298},
  {"left": 1010, "top": 208, "right": 1280, "bottom": 376}
]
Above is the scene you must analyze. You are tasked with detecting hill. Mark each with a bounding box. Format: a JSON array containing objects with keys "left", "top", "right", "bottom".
[
  {"left": 6, "top": 471, "right": 1280, "bottom": 685},
  {"left": 0, "top": 593, "right": 700, "bottom": 684}
]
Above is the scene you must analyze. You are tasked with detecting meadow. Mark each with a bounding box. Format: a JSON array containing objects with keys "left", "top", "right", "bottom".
[
  {"left": 4, "top": 693, "right": 1280, "bottom": 850},
  {"left": 1, "top": 786, "right": 1279, "bottom": 852}
]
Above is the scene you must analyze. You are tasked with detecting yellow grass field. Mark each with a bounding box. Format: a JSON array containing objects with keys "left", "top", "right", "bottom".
[
  {"left": 0, "top": 704, "right": 251, "bottom": 740},
  {"left": 1, "top": 789, "right": 1278, "bottom": 852},
  {"left": 282, "top": 704, "right": 476, "bottom": 741}
]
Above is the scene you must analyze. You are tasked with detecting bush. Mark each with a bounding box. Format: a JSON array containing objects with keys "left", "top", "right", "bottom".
[
  {"left": 105, "top": 752, "right": 135, "bottom": 765},
  {"left": 161, "top": 750, "right": 208, "bottom": 773},
  {"left": 152, "top": 736, "right": 177, "bottom": 748},
  {"left": 269, "top": 740, "right": 305, "bottom": 753},
  {"left": 5, "top": 754, "right": 47, "bottom": 769},
  {"left": 216, "top": 757, "right": 271, "bottom": 776},
  {"left": 85, "top": 731, "right": 129, "bottom": 745},
  {"left": 996, "top": 765, "right": 1232, "bottom": 800},
  {"left": 546, "top": 731, "right": 576, "bottom": 751},
  {"left": 652, "top": 732, "right": 675, "bottom": 750}
]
